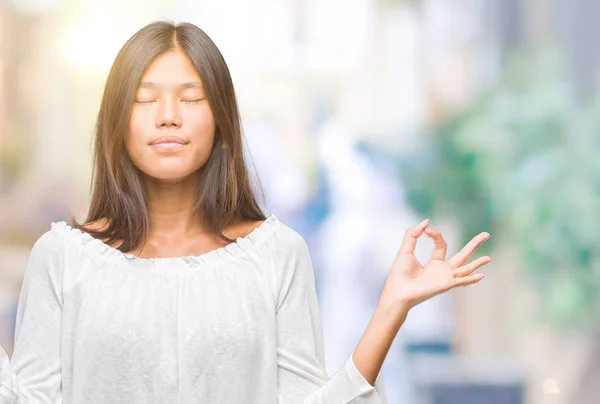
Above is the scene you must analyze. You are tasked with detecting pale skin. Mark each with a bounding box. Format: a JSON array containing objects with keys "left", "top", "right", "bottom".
[
  {"left": 353, "top": 219, "right": 491, "bottom": 385},
  {"left": 85, "top": 49, "right": 264, "bottom": 255},
  {"left": 86, "top": 48, "right": 492, "bottom": 387}
]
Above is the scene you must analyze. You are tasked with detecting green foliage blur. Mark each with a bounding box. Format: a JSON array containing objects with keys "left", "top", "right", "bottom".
[{"left": 400, "top": 50, "right": 600, "bottom": 330}]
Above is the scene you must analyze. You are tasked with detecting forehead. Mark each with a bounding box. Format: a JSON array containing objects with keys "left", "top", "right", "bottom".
[{"left": 141, "top": 49, "right": 201, "bottom": 83}]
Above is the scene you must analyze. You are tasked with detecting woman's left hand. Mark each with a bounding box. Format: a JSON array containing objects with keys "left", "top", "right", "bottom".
[{"left": 381, "top": 218, "right": 492, "bottom": 313}]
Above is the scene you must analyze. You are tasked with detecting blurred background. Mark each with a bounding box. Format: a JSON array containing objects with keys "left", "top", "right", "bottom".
[{"left": 0, "top": 0, "right": 599, "bottom": 403}]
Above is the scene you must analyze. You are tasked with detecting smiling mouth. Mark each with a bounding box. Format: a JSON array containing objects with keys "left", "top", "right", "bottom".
[
  {"left": 152, "top": 142, "right": 186, "bottom": 149},
  {"left": 150, "top": 135, "right": 188, "bottom": 145}
]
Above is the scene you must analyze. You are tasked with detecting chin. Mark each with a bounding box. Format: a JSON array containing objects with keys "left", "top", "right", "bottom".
[{"left": 140, "top": 166, "right": 200, "bottom": 183}]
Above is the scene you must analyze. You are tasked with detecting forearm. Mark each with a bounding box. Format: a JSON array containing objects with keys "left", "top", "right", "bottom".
[{"left": 352, "top": 297, "right": 408, "bottom": 386}]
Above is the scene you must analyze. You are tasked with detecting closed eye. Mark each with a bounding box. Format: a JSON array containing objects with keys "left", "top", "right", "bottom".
[{"left": 181, "top": 98, "right": 204, "bottom": 104}]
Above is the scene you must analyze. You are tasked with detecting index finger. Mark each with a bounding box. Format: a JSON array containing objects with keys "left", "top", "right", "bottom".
[
  {"left": 424, "top": 227, "right": 447, "bottom": 261},
  {"left": 397, "top": 218, "right": 430, "bottom": 256}
]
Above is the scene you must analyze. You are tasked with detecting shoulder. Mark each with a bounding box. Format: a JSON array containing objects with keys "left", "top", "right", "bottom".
[
  {"left": 79, "top": 217, "right": 110, "bottom": 233},
  {"left": 22, "top": 222, "right": 72, "bottom": 277},
  {"left": 34, "top": 222, "right": 70, "bottom": 255},
  {"left": 271, "top": 222, "right": 308, "bottom": 250},
  {"left": 73, "top": 217, "right": 123, "bottom": 249},
  {"left": 225, "top": 218, "right": 268, "bottom": 239},
  {"left": 267, "top": 220, "right": 312, "bottom": 266},
  {"left": 17, "top": 223, "right": 74, "bottom": 299},
  {"left": 43, "top": 216, "right": 111, "bottom": 258}
]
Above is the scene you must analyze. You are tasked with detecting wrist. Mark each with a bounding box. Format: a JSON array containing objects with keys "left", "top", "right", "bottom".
[{"left": 376, "top": 295, "right": 409, "bottom": 329}]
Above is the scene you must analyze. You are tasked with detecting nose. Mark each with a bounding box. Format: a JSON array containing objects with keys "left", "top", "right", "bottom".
[{"left": 155, "top": 96, "right": 182, "bottom": 128}]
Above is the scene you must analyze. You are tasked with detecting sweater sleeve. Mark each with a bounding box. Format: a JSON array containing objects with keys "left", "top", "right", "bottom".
[
  {"left": 0, "top": 229, "right": 66, "bottom": 404},
  {"left": 271, "top": 225, "right": 387, "bottom": 404}
]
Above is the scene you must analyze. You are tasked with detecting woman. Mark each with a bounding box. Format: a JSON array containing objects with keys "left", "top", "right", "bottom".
[{"left": 0, "top": 21, "right": 491, "bottom": 403}]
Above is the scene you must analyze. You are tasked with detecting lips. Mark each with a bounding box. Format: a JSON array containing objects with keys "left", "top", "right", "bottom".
[{"left": 150, "top": 136, "right": 187, "bottom": 145}]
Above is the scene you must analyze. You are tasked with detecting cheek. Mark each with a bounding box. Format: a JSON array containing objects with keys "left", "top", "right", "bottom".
[
  {"left": 124, "top": 112, "right": 146, "bottom": 166},
  {"left": 185, "top": 106, "right": 216, "bottom": 139},
  {"left": 126, "top": 110, "right": 148, "bottom": 148},
  {"left": 184, "top": 106, "right": 217, "bottom": 158}
]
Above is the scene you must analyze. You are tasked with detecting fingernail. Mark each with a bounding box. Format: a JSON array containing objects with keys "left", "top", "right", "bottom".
[{"left": 419, "top": 218, "right": 429, "bottom": 226}]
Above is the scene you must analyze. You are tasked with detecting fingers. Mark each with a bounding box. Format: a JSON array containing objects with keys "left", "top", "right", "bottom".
[
  {"left": 423, "top": 227, "right": 447, "bottom": 261},
  {"left": 453, "top": 256, "right": 492, "bottom": 288},
  {"left": 397, "top": 218, "right": 429, "bottom": 256},
  {"left": 447, "top": 232, "right": 490, "bottom": 268},
  {"left": 453, "top": 256, "right": 492, "bottom": 277},
  {"left": 454, "top": 273, "right": 485, "bottom": 287}
]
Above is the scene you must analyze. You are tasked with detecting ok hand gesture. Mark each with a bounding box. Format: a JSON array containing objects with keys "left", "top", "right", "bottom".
[{"left": 382, "top": 219, "right": 492, "bottom": 312}]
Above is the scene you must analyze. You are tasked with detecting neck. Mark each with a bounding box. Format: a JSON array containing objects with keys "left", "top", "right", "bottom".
[{"left": 143, "top": 174, "right": 206, "bottom": 236}]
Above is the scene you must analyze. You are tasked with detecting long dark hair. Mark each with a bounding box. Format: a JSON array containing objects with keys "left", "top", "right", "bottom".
[{"left": 69, "top": 20, "right": 266, "bottom": 253}]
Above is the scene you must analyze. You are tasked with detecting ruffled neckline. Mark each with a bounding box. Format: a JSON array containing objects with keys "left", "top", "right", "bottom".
[{"left": 50, "top": 214, "right": 280, "bottom": 268}]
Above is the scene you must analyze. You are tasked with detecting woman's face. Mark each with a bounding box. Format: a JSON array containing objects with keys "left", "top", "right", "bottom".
[{"left": 126, "top": 49, "right": 216, "bottom": 182}]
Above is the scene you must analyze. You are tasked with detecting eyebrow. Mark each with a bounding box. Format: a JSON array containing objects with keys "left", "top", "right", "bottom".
[{"left": 138, "top": 81, "right": 204, "bottom": 90}]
